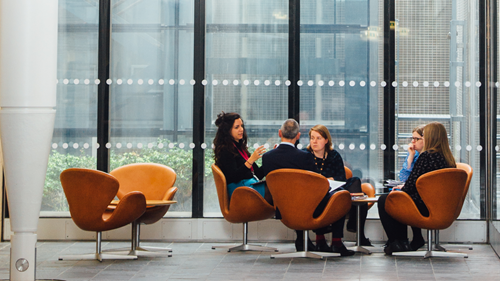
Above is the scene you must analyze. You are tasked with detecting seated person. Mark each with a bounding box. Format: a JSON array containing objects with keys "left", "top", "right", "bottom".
[
  {"left": 262, "top": 119, "right": 354, "bottom": 256},
  {"left": 213, "top": 112, "right": 269, "bottom": 203}
]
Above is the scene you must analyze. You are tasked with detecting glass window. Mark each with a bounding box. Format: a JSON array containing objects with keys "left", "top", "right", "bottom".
[
  {"left": 109, "top": 0, "right": 194, "bottom": 216},
  {"left": 204, "top": 0, "right": 289, "bottom": 216}
]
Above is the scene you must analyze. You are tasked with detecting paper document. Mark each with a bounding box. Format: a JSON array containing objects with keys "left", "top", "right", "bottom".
[{"left": 327, "top": 179, "right": 345, "bottom": 192}]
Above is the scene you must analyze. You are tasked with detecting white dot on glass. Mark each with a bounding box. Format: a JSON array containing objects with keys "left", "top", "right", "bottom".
[
  {"left": 168, "top": 79, "right": 175, "bottom": 85},
  {"left": 264, "top": 80, "right": 271, "bottom": 86},
  {"left": 423, "top": 81, "right": 429, "bottom": 87},
  {"left": 106, "top": 79, "right": 112, "bottom": 85},
  {"left": 84, "top": 79, "right": 90, "bottom": 85},
  {"left": 148, "top": 143, "right": 154, "bottom": 148},
  {"left": 359, "top": 81, "right": 366, "bottom": 87},
  {"left": 349, "top": 143, "right": 355, "bottom": 150},
  {"left": 413, "top": 81, "right": 418, "bottom": 87},
  {"left": 402, "top": 81, "right": 409, "bottom": 87},
  {"left": 496, "top": 82, "right": 500, "bottom": 88},
  {"left": 190, "top": 79, "right": 196, "bottom": 85},
  {"left": 179, "top": 79, "right": 185, "bottom": 85},
  {"left": 393, "top": 144, "right": 399, "bottom": 150},
  {"left": 116, "top": 79, "right": 123, "bottom": 85},
  {"left": 159, "top": 79, "right": 165, "bottom": 85},
  {"left": 275, "top": 80, "right": 281, "bottom": 86},
  {"left": 318, "top": 80, "right": 324, "bottom": 86},
  {"left": 329, "top": 80, "right": 335, "bottom": 86},
  {"left": 95, "top": 79, "right": 101, "bottom": 85},
  {"left": 264, "top": 143, "right": 270, "bottom": 149},
  {"left": 56, "top": 79, "right": 59, "bottom": 84},
  {"left": 297, "top": 144, "right": 303, "bottom": 149},
  {"left": 74, "top": 79, "right": 80, "bottom": 85},
  {"left": 254, "top": 80, "right": 260, "bottom": 86},
  {"left": 127, "top": 79, "right": 133, "bottom": 85},
  {"left": 96, "top": 143, "right": 100, "bottom": 149},
  {"left": 297, "top": 80, "right": 303, "bottom": 86},
  {"left": 466, "top": 145, "right": 472, "bottom": 151},
  {"left": 116, "top": 143, "right": 122, "bottom": 149},
  {"left": 179, "top": 143, "right": 185, "bottom": 149},
  {"left": 212, "top": 80, "right": 218, "bottom": 86},
  {"left": 454, "top": 81, "right": 460, "bottom": 87},
  {"left": 69, "top": 142, "right": 77, "bottom": 149},
  {"left": 105, "top": 143, "right": 111, "bottom": 149},
  {"left": 403, "top": 145, "right": 408, "bottom": 151},
  {"left": 189, "top": 143, "right": 195, "bottom": 149},
  {"left": 392, "top": 81, "right": 398, "bottom": 87},
  {"left": 138, "top": 79, "right": 144, "bottom": 85},
  {"left": 285, "top": 80, "right": 291, "bottom": 86},
  {"left": 169, "top": 143, "right": 175, "bottom": 148},
  {"left": 201, "top": 143, "right": 207, "bottom": 149},
  {"left": 477, "top": 145, "right": 483, "bottom": 151},
  {"left": 381, "top": 81, "right": 387, "bottom": 87},
  {"left": 201, "top": 79, "right": 207, "bottom": 85},
  {"left": 212, "top": 143, "right": 215, "bottom": 149},
  {"left": 233, "top": 80, "right": 239, "bottom": 86},
  {"left": 84, "top": 143, "right": 89, "bottom": 149},
  {"left": 359, "top": 144, "right": 366, "bottom": 150},
  {"left": 63, "top": 143, "right": 69, "bottom": 149},
  {"left": 339, "top": 80, "right": 345, "bottom": 87},
  {"left": 63, "top": 79, "right": 69, "bottom": 85},
  {"left": 496, "top": 145, "right": 499, "bottom": 151},
  {"left": 381, "top": 144, "right": 387, "bottom": 150},
  {"left": 253, "top": 143, "right": 259, "bottom": 148},
  {"left": 244, "top": 80, "right": 250, "bottom": 86},
  {"left": 127, "top": 143, "right": 132, "bottom": 149},
  {"left": 52, "top": 143, "right": 58, "bottom": 149},
  {"left": 434, "top": 81, "right": 440, "bottom": 87},
  {"left": 222, "top": 80, "right": 228, "bottom": 86},
  {"left": 370, "top": 81, "right": 377, "bottom": 87},
  {"left": 465, "top": 81, "right": 471, "bottom": 87},
  {"left": 338, "top": 144, "right": 345, "bottom": 150},
  {"left": 455, "top": 145, "right": 461, "bottom": 151},
  {"left": 308, "top": 80, "right": 314, "bottom": 86},
  {"left": 137, "top": 143, "right": 143, "bottom": 149},
  {"left": 444, "top": 81, "right": 450, "bottom": 87},
  {"left": 148, "top": 79, "right": 154, "bottom": 85},
  {"left": 158, "top": 143, "right": 164, "bottom": 149},
  {"left": 476, "top": 81, "right": 482, "bottom": 87},
  {"left": 349, "top": 81, "right": 355, "bottom": 87},
  {"left": 370, "top": 144, "right": 376, "bottom": 150}
]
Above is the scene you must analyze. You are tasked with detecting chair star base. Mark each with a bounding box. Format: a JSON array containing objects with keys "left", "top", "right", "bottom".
[
  {"left": 393, "top": 250, "right": 468, "bottom": 259},
  {"left": 434, "top": 243, "right": 473, "bottom": 251},
  {"left": 271, "top": 251, "right": 340, "bottom": 260},
  {"left": 348, "top": 245, "right": 372, "bottom": 255},
  {"left": 212, "top": 244, "right": 278, "bottom": 252},
  {"left": 104, "top": 247, "right": 174, "bottom": 257},
  {"left": 58, "top": 253, "right": 138, "bottom": 262}
]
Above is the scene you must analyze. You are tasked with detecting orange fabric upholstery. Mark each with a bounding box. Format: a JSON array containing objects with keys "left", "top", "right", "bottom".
[
  {"left": 60, "top": 168, "right": 146, "bottom": 232},
  {"left": 344, "top": 166, "right": 376, "bottom": 209},
  {"left": 212, "top": 164, "right": 275, "bottom": 223},
  {"left": 455, "top": 163, "right": 473, "bottom": 219},
  {"left": 385, "top": 168, "right": 467, "bottom": 230},
  {"left": 110, "top": 163, "right": 178, "bottom": 225},
  {"left": 266, "top": 169, "right": 351, "bottom": 231}
]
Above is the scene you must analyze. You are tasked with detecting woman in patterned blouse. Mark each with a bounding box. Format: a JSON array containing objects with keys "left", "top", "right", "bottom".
[{"left": 378, "top": 122, "right": 456, "bottom": 255}]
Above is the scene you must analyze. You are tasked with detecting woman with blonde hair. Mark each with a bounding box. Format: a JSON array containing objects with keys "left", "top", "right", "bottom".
[{"left": 378, "top": 122, "right": 456, "bottom": 255}]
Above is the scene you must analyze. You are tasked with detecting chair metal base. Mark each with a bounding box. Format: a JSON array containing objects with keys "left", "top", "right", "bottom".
[
  {"left": 58, "top": 253, "right": 138, "bottom": 262},
  {"left": 348, "top": 245, "right": 372, "bottom": 255},
  {"left": 104, "top": 246, "right": 173, "bottom": 257},
  {"left": 393, "top": 250, "right": 468, "bottom": 259},
  {"left": 434, "top": 243, "right": 473, "bottom": 251},
  {"left": 211, "top": 222, "right": 278, "bottom": 253},
  {"left": 271, "top": 251, "right": 340, "bottom": 260}
]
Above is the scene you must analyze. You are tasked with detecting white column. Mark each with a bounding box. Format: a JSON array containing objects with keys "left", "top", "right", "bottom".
[{"left": 0, "top": 1, "right": 58, "bottom": 280}]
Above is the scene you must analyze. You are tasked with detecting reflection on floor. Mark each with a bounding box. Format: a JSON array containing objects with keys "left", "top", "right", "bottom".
[{"left": 0, "top": 241, "right": 498, "bottom": 280}]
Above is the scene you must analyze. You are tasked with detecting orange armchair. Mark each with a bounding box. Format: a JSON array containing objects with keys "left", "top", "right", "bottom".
[
  {"left": 58, "top": 168, "right": 146, "bottom": 261},
  {"left": 385, "top": 168, "right": 468, "bottom": 258},
  {"left": 266, "top": 169, "right": 352, "bottom": 259},
  {"left": 211, "top": 164, "right": 277, "bottom": 252},
  {"left": 109, "top": 163, "right": 178, "bottom": 257}
]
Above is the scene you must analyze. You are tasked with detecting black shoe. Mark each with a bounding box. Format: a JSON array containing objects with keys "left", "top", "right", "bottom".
[
  {"left": 384, "top": 240, "right": 411, "bottom": 256},
  {"left": 410, "top": 237, "right": 425, "bottom": 251},
  {"left": 316, "top": 240, "right": 331, "bottom": 252},
  {"left": 295, "top": 238, "right": 316, "bottom": 252},
  {"left": 360, "top": 237, "right": 373, "bottom": 247},
  {"left": 331, "top": 243, "right": 355, "bottom": 256},
  {"left": 400, "top": 240, "right": 412, "bottom": 251}
]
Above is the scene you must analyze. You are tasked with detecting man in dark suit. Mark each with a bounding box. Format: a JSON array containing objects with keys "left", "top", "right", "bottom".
[{"left": 262, "top": 119, "right": 354, "bottom": 256}]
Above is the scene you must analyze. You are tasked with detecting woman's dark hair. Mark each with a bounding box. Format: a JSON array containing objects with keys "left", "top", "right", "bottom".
[{"left": 213, "top": 112, "right": 249, "bottom": 165}]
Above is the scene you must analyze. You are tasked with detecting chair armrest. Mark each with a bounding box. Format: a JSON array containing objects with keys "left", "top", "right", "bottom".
[
  {"left": 311, "top": 190, "right": 352, "bottom": 230},
  {"left": 162, "top": 186, "right": 178, "bottom": 201},
  {"left": 385, "top": 191, "right": 426, "bottom": 228},
  {"left": 104, "top": 191, "right": 147, "bottom": 229},
  {"left": 226, "top": 186, "right": 275, "bottom": 223}
]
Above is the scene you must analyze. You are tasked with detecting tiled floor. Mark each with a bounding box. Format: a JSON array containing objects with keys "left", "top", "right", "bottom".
[{"left": 0, "top": 241, "right": 498, "bottom": 280}]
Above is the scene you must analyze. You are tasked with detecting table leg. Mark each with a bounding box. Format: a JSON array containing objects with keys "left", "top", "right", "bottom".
[{"left": 348, "top": 204, "right": 371, "bottom": 254}]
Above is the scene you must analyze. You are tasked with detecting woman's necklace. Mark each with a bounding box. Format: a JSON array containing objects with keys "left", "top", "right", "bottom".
[{"left": 313, "top": 151, "right": 326, "bottom": 171}]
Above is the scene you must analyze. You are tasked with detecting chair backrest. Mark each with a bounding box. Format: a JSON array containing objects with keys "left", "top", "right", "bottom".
[
  {"left": 110, "top": 163, "right": 177, "bottom": 200},
  {"left": 211, "top": 164, "right": 230, "bottom": 217},
  {"left": 416, "top": 168, "right": 467, "bottom": 229},
  {"left": 455, "top": 162, "right": 473, "bottom": 218},
  {"left": 266, "top": 169, "right": 351, "bottom": 230},
  {"left": 344, "top": 166, "right": 353, "bottom": 180},
  {"left": 344, "top": 166, "right": 375, "bottom": 207},
  {"left": 60, "top": 168, "right": 120, "bottom": 230}
]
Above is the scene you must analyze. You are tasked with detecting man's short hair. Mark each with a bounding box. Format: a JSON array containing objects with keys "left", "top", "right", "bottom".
[{"left": 281, "top": 119, "right": 300, "bottom": 139}]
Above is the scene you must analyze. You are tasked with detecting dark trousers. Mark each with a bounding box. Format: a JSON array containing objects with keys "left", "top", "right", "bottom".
[
  {"left": 378, "top": 193, "right": 429, "bottom": 242},
  {"left": 313, "top": 177, "right": 363, "bottom": 238}
]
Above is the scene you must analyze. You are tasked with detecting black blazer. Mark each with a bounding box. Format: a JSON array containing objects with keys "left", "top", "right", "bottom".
[{"left": 262, "top": 143, "right": 318, "bottom": 176}]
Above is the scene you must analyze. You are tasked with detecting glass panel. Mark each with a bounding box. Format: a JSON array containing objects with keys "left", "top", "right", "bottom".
[
  {"left": 395, "top": 0, "right": 480, "bottom": 218},
  {"left": 300, "top": 0, "right": 383, "bottom": 219},
  {"left": 42, "top": 0, "right": 99, "bottom": 214},
  {"left": 204, "top": 0, "right": 289, "bottom": 216},
  {"left": 109, "top": 0, "right": 194, "bottom": 216}
]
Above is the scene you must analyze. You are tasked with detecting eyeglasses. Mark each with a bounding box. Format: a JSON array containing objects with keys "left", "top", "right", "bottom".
[{"left": 410, "top": 137, "right": 423, "bottom": 142}]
